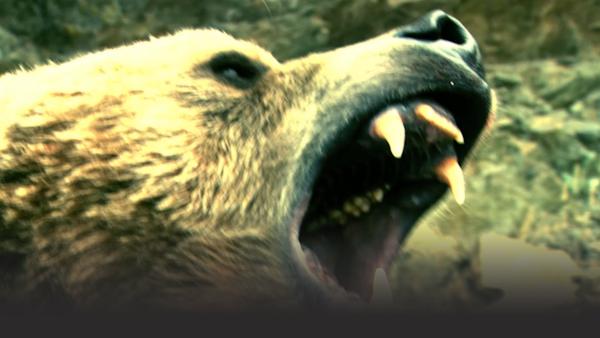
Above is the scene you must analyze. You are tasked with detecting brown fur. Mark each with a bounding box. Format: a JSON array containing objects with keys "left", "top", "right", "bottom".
[
  {"left": 0, "top": 24, "right": 489, "bottom": 309},
  {"left": 1, "top": 30, "right": 308, "bottom": 308}
]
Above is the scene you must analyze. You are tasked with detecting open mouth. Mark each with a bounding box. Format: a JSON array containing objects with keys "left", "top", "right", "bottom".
[{"left": 295, "top": 89, "right": 492, "bottom": 305}]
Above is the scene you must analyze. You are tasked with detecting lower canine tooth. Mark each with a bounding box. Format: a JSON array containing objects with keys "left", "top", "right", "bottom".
[
  {"left": 370, "top": 268, "right": 393, "bottom": 305},
  {"left": 434, "top": 156, "right": 466, "bottom": 205}
]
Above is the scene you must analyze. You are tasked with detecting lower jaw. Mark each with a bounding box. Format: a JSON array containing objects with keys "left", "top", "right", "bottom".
[{"left": 295, "top": 197, "right": 427, "bottom": 304}]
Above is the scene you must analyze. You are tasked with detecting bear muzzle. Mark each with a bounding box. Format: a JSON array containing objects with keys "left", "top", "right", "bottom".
[{"left": 290, "top": 11, "right": 495, "bottom": 306}]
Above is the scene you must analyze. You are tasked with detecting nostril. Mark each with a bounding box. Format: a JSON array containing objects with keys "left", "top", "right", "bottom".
[
  {"left": 438, "top": 16, "right": 467, "bottom": 45},
  {"left": 401, "top": 29, "right": 439, "bottom": 43},
  {"left": 400, "top": 15, "right": 467, "bottom": 45}
]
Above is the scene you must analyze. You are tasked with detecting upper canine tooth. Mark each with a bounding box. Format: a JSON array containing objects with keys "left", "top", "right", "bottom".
[
  {"left": 415, "top": 103, "right": 464, "bottom": 144},
  {"left": 370, "top": 107, "right": 406, "bottom": 158},
  {"left": 434, "top": 156, "right": 466, "bottom": 205}
]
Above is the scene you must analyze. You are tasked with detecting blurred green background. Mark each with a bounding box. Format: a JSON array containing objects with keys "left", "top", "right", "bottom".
[{"left": 1, "top": 0, "right": 599, "bottom": 312}]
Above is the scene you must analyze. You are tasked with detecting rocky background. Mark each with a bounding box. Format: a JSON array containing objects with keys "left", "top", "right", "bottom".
[{"left": 1, "top": 0, "right": 599, "bottom": 312}]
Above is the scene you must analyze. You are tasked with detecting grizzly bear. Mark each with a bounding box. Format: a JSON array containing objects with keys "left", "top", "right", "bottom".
[{"left": 0, "top": 10, "right": 493, "bottom": 310}]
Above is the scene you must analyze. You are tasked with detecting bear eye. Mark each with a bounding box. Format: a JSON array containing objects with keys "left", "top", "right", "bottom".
[{"left": 208, "top": 52, "right": 265, "bottom": 88}]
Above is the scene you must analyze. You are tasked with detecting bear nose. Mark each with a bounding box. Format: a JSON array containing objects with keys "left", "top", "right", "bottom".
[{"left": 395, "top": 10, "right": 484, "bottom": 77}]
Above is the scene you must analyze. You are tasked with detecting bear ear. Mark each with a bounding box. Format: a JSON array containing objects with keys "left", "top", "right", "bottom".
[{"left": 207, "top": 51, "right": 267, "bottom": 89}]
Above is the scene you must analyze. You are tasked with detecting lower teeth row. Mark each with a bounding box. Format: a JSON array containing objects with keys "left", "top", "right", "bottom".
[{"left": 309, "top": 186, "right": 391, "bottom": 229}]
